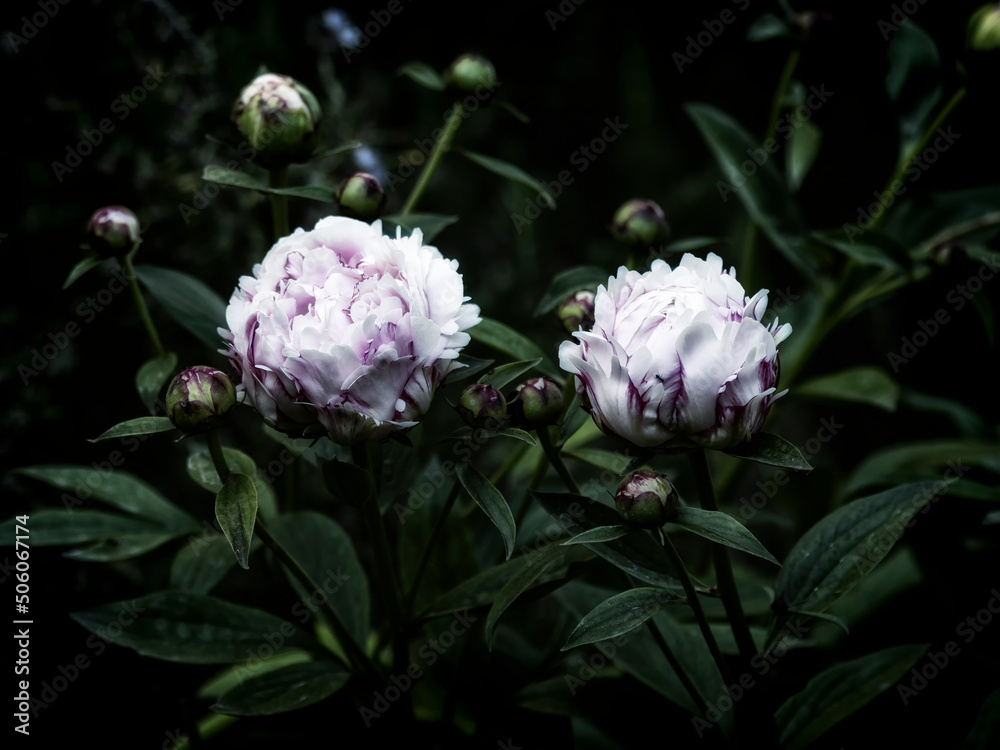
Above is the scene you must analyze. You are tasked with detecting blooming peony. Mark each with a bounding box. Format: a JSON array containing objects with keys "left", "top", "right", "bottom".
[
  {"left": 558, "top": 253, "right": 791, "bottom": 450},
  {"left": 222, "top": 216, "right": 480, "bottom": 444}
]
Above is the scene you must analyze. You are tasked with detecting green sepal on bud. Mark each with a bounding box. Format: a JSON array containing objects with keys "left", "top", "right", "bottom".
[
  {"left": 166, "top": 366, "right": 237, "bottom": 435},
  {"left": 557, "top": 290, "right": 596, "bottom": 333},
  {"left": 86, "top": 206, "right": 141, "bottom": 258},
  {"left": 611, "top": 199, "right": 670, "bottom": 249},
  {"left": 457, "top": 383, "right": 507, "bottom": 429},
  {"left": 510, "top": 377, "right": 564, "bottom": 428},
  {"left": 337, "top": 172, "right": 387, "bottom": 221},
  {"left": 232, "top": 73, "right": 322, "bottom": 168},
  {"left": 444, "top": 54, "right": 497, "bottom": 92},
  {"left": 614, "top": 470, "right": 679, "bottom": 529}
]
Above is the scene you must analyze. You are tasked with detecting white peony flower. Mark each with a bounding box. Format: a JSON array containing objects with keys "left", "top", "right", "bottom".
[
  {"left": 222, "top": 216, "right": 480, "bottom": 445},
  {"left": 558, "top": 253, "right": 791, "bottom": 450}
]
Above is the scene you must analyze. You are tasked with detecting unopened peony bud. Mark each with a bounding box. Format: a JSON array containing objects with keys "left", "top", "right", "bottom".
[
  {"left": 444, "top": 54, "right": 497, "bottom": 92},
  {"left": 611, "top": 199, "right": 670, "bottom": 249},
  {"left": 166, "top": 367, "right": 237, "bottom": 435},
  {"left": 968, "top": 4, "right": 1000, "bottom": 51},
  {"left": 511, "top": 377, "right": 564, "bottom": 427},
  {"left": 232, "top": 73, "right": 322, "bottom": 168},
  {"left": 614, "top": 470, "right": 679, "bottom": 528},
  {"left": 557, "top": 290, "right": 596, "bottom": 333},
  {"left": 457, "top": 383, "right": 507, "bottom": 428},
  {"left": 87, "top": 206, "right": 140, "bottom": 257},
  {"left": 337, "top": 172, "right": 387, "bottom": 221}
]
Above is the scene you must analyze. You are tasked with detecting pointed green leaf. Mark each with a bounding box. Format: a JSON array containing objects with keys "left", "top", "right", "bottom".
[
  {"left": 685, "top": 103, "right": 819, "bottom": 279},
  {"left": 215, "top": 473, "right": 258, "bottom": 570},
  {"left": 489, "top": 427, "right": 538, "bottom": 447},
  {"left": 456, "top": 149, "right": 556, "bottom": 208},
  {"left": 63, "top": 533, "right": 178, "bottom": 561},
  {"left": 63, "top": 256, "right": 103, "bottom": 289},
  {"left": 266, "top": 185, "right": 337, "bottom": 203},
  {"left": 397, "top": 60, "right": 445, "bottom": 90},
  {"left": 14, "top": 465, "right": 198, "bottom": 530},
  {"left": 777, "top": 644, "right": 928, "bottom": 749},
  {"left": 563, "top": 447, "right": 632, "bottom": 475},
  {"left": 786, "top": 120, "right": 822, "bottom": 192},
  {"left": 664, "top": 237, "right": 729, "bottom": 254},
  {"left": 70, "top": 591, "right": 323, "bottom": 663},
  {"left": 886, "top": 22, "right": 942, "bottom": 161},
  {"left": 843, "top": 439, "right": 1000, "bottom": 496},
  {"left": 89, "top": 416, "right": 176, "bottom": 442},
  {"left": 557, "top": 397, "right": 592, "bottom": 446},
  {"left": 562, "top": 587, "right": 681, "bottom": 650},
  {"left": 457, "top": 461, "right": 516, "bottom": 560},
  {"left": 796, "top": 366, "right": 901, "bottom": 412},
  {"left": 134, "top": 265, "right": 227, "bottom": 350},
  {"left": 774, "top": 482, "right": 943, "bottom": 615},
  {"left": 561, "top": 525, "right": 629, "bottom": 546},
  {"left": 469, "top": 317, "right": 559, "bottom": 379},
  {"left": 446, "top": 354, "right": 495, "bottom": 384},
  {"left": 212, "top": 660, "right": 350, "bottom": 716},
  {"left": 381, "top": 213, "right": 458, "bottom": 243},
  {"left": 0, "top": 509, "right": 165, "bottom": 548},
  {"left": 723, "top": 432, "right": 812, "bottom": 470},
  {"left": 202, "top": 165, "right": 267, "bottom": 191},
  {"left": 671, "top": 507, "right": 780, "bottom": 565},
  {"left": 135, "top": 353, "right": 178, "bottom": 414},
  {"left": 479, "top": 358, "right": 543, "bottom": 391},
  {"left": 747, "top": 13, "right": 790, "bottom": 42},
  {"left": 485, "top": 542, "right": 564, "bottom": 648},
  {"left": 186, "top": 447, "right": 278, "bottom": 520},
  {"left": 170, "top": 534, "right": 246, "bottom": 594},
  {"left": 309, "top": 140, "right": 363, "bottom": 161},
  {"left": 533, "top": 266, "right": 609, "bottom": 317}
]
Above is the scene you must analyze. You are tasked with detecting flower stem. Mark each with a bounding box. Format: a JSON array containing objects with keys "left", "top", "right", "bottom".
[
  {"left": 269, "top": 166, "right": 290, "bottom": 240},
  {"left": 400, "top": 102, "right": 465, "bottom": 216},
  {"left": 404, "top": 481, "right": 459, "bottom": 618},
  {"left": 537, "top": 426, "right": 581, "bottom": 495},
  {"left": 644, "top": 613, "right": 710, "bottom": 719},
  {"left": 205, "top": 430, "right": 230, "bottom": 483},
  {"left": 122, "top": 249, "right": 165, "bottom": 358},
  {"left": 688, "top": 450, "right": 758, "bottom": 665},
  {"left": 658, "top": 528, "right": 735, "bottom": 687}
]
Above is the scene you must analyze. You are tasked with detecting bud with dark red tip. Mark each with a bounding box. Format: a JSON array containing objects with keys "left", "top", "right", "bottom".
[
  {"left": 232, "top": 73, "right": 322, "bottom": 168},
  {"left": 611, "top": 199, "right": 670, "bottom": 249},
  {"left": 557, "top": 290, "right": 596, "bottom": 333},
  {"left": 510, "top": 377, "right": 564, "bottom": 428},
  {"left": 337, "top": 172, "right": 387, "bottom": 221},
  {"left": 166, "top": 367, "right": 237, "bottom": 435},
  {"left": 457, "top": 383, "right": 507, "bottom": 429},
  {"left": 614, "top": 470, "right": 679, "bottom": 528},
  {"left": 87, "top": 206, "right": 141, "bottom": 257}
]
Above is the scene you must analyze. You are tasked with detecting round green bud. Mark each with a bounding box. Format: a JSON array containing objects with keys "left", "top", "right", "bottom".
[
  {"left": 86, "top": 206, "right": 140, "bottom": 257},
  {"left": 968, "top": 4, "right": 1000, "bottom": 51},
  {"left": 337, "top": 172, "right": 387, "bottom": 221},
  {"left": 444, "top": 54, "right": 497, "bottom": 92},
  {"left": 614, "top": 470, "right": 679, "bottom": 529},
  {"left": 457, "top": 383, "right": 507, "bottom": 428},
  {"left": 166, "top": 366, "right": 237, "bottom": 435},
  {"left": 232, "top": 73, "right": 322, "bottom": 168},
  {"left": 557, "top": 290, "right": 596, "bottom": 333},
  {"left": 611, "top": 199, "right": 670, "bottom": 249},
  {"left": 511, "top": 377, "right": 564, "bottom": 428}
]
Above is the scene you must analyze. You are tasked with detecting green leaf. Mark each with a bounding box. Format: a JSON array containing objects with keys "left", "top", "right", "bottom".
[
  {"left": 885, "top": 186, "right": 1000, "bottom": 251},
  {"left": 381, "top": 213, "right": 458, "bottom": 243},
  {"left": 212, "top": 660, "right": 350, "bottom": 716},
  {"left": 843, "top": 439, "right": 1000, "bottom": 497},
  {"left": 747, "top": 13, "right": 790, "bottom": 42},
  {"left": 63, "top": 256, "right": 103, "bottom": 289},
  {"left": 495, "top": 100, "right": 530, "bottom": 123},
  {"left": 14, "top": 465, "right": 198, "bottom": 530},
  {"left": 456, "top": 148, "right": 556, "bottom": 208},
  {"left": 266, "top": 185, "right": 337, "bottom": 203},
  {"left": 309, "top": 141, "right": 363, "bottom": 160},
  {"left": 493, "top": 428, "right": 539, "bottom": 447},
  {"left": 445, "top": 355, "right": 496, "bottom": 384},
  {"left": 215, "top": 473, "right": 258, "bottom": 570},
  {"left": 561, "top": 525, "right": 630, "bottom": 546},
  {"left": 469, "top": 317, "right": 559, "bottom": 379},
  {"left": 70, "top": 591, "right": 322, "bottom": 664},
  {"left": 457, "top": 462, "right": 516, "bottom": 560},
  {"left": 773, "top": 482, "right": 942, "bottom": 616},
  {"left": 663, "top": 237, "right": 729, "bottom": 254},
  {"left": 810, "top": 233, "right": 905, "bottom": 271},
  {"left": 170, "top": 534, "right": 246, "bottom": 594},
  {"left": 670, "top": 507, "right": 780, "bottom": 565},
  {"left": 786, "top": 120, "right": 822, "bottom": 192},
  {"left": 89, "top": 416, "right": 176, "bottom": 442},
  {"left": 397, "top": 60, "right": 445, "bottom": 91},
  {"left": 0, "top": 509, "right": 165, "bottom": 548},
  {"left": 479, "top": 358, "right": 543, "bottom": 391},
  {"left": 533, "top": 266, "right": 609, "bottom": 317},
  {"left": 135, "top": 353, "right": 178, "bottom": 414},
  {"left": 558, "top": 397, "right": 592, "bottom": 446},
  {"left": 964, "top": 686, "right": 1000, "bottom": 749},
  {"left": 685, "top": 103, "right": 818, "bottom": 279},
  {"left": 267, "top": 512, "right": 371, "bottom": 651},
  {"left": 795, "top": 366, "right": 901, "bottom": 412},
  {"left": 777, "top": 644, "right": 928, "bottom": 749},
  {"left": 63, "top": 533, "right": 178, "bottom": 561},
  {"left": 723, "top": 433, "right": 812, "bottom": 471},
  {"left": 201, "top": 165, "right": 267, "bottom": 191},
  {"left": 886, "top": 22, "right": 942, "bottom": 161},
  {"left": 563, "top": 447, "right": 632, "bottom": 475},
  {"left": 186, "top": 447, "right": 279, "bottom": 520},
  {"left": 485, "top": 542, "right": 565, "bottom": 648},
  {"left": 562, "top": 587, "right": 680, "bottom": 650},
  {"left": 134, "top": 265, "right": 228, "bottom": 350}
]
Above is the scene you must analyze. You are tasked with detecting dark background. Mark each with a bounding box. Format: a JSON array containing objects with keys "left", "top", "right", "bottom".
[{"left": 2, "top": 0, "right": 998, "bottom": 747}]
